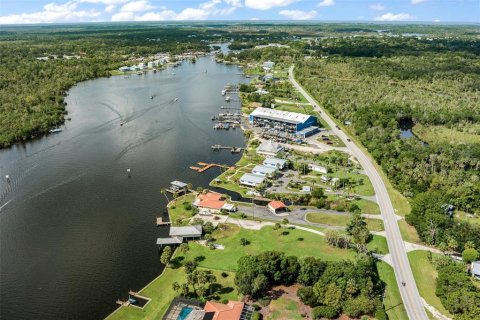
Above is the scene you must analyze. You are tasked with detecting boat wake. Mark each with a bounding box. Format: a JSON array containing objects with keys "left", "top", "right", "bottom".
[{"left": 115, "top": 126, "right": 174, "bottom": 161}]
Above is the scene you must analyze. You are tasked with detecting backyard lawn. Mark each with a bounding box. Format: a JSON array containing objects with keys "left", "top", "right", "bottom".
[
  {"left": 168, "top": 194, "right": 196, "bottom": 225},
  {"left": 266, "top": 297, "right": 304, "bottom": 320}
]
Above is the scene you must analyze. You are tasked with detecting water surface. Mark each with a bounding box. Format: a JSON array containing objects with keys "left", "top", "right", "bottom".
[{"left": 0, "top": 56, "right": 246, "bottom": 320}]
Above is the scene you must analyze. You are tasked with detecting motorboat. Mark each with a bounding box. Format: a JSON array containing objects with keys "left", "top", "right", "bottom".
[{"left": 49, "top": 128, "right": 62, "bottom": 133}]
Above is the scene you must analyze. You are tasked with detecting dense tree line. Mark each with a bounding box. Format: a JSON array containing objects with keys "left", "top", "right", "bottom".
[{"left": 235, "top": 251, "right": 385, "bottom": 319}]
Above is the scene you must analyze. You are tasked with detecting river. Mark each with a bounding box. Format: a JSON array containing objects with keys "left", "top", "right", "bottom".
[{"left": 0, "top": 56, "right": 246, "bottom": 320}]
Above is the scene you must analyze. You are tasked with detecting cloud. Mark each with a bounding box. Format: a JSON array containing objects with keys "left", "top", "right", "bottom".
[
  {"left": 433, "top": 19, "right": 440, "bottom": 22},
  {"left": 317, "top": 0, "right": 334, "bottom": 7},
  {"left": 224, "top": 0, "right": 242, "bottom": 7},
  {"left": 279, "top": 9, "right": 317, "bottom": 20},
  {"left": 245, "top": 0, "right": 297, "bottom": 10},
  {"left": 0, "top": 1, "right": 101, "bottom": 24},
  {"left": 78, "top": 0, "right": 127, "bottom": 3},
  {"left": 105, "top": 4, "right": 116, "bottom": 12},
  {"left": 370, "top": 3, "right": 386, "bottom": 11},
  {"left": 120, "top": 0, "right": 154, "bottom": 12},
  {"left": 374, "top": 12, "right": 415, "bottom": 21},
  {"left": 411, "top": 0, "right": 425, "bottom": 4}
]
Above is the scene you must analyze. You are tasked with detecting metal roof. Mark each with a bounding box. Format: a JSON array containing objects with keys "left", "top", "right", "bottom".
[
  {"left": 297, "top": 126, "right": 319, "bottom": 135},
  {"left": 252, "top": 165, "right": 277, "bottom": 174},
  {"left": 239, "top": 173, "right": 265, "bottom": 184},
  {"left": 257, "top": 140, "right": 283, "bottom": 154},
  {"left": 169, "top": 225, "right": 202, "bottom": 237},
  {"left": 156, "top": 237, "right": 182, "bottom": 245},
  {"left": 263, "top": 158, "right": 287, "bottom": 166},
  {"left": 171, "top": 180, "right": 188, "bottom": 188},
  {"left": 250, "top": 107, "right": 311, "bottom": 124},
  {"left": 473, "top": 261, "right": 480, "bottom": 276}
]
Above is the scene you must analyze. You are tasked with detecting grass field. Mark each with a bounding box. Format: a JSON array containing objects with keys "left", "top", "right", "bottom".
[
  {"left": 398, "top": 220, "right": 422, "bottom": 244},
  {"left": 407, "top": 251, "right": 452, "bottom": 318},
  {"left": 168, "top": 194, "right": 196, "bottom": 225},
  {"left": 455, "top": 210, "right": 480, "bottom": 225},
  {"left": 376, "top": 261, "right": 409, "bottom": 320},
  {"left": 353, "top": 198, "right": 381, "bottom": 214},
  {"left": 267, "top": 297, "right": 304, "bottom": 320},
  {"left": 305, "top": 212, "right": 384, "bottom": 231},
  {"left": 367, "top": 235, "right": 389, "bottom": 254},
  {"left": 177, "top": 224, "right": 356, "bottom": 272},
  {"left": 413, "top": 123, "right": 480, "bottom": 145}
]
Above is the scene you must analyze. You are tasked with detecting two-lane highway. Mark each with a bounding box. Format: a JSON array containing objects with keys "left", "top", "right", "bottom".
[{"left": 289, "top": 66, "right": 428, "bottom": 320}]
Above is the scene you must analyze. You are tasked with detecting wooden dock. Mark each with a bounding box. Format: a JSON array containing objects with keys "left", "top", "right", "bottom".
[
  {"left": 156, "top": 217, "right": 171, "bottom": 226},
  {"left": 190, "top": 162, "right": 235, "bottom": 173}
]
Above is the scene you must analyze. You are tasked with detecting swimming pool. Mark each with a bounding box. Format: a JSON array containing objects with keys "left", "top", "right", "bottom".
[{"left": 177, "top": 306, "right": 193, "bottom": 320}]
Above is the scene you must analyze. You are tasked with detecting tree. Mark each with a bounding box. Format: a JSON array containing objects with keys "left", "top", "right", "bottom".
[
  {"left": 297, "top": 286, "right": 317, "bottom": 306},
  {"left": 181, "top": 283, "right": 189, "bottom": 296},
  {"left": 462, "top": 248, "right": 479, "bottom": 263},
  {"left": 252, "top": 274, "right": 269, "bottom": 297},
  {"left": 322, "top": 283, "right": 343, "bottom": 311},
  {"left": 172, "top": 281, "right": 180, "bottom": 295},
  {"left": 184, "top": 260, "right": 198, "bottom": 274},
  {"left": 179, "top": 243, "right": 189, "bottom": 257},
  {"left": 240, "top": 237, "right": 250, "bottom": 246},
  {"left": 312, "top": 306, "right": 338, "bottom": 319},
  {"left": 298, "top": 257, "right": 326, "bottom": 286},
  {"left": 160, "top": 246, "right": 172, "bottom": 265},
  {"left": 203, "top": 221, "right": 215, "bottom": 234},
  {"left": 346, "top": 212, "right": 370, "bottom": 245},
  {"left": 160, "top": 188, "right": 169, "bottom": 202}
]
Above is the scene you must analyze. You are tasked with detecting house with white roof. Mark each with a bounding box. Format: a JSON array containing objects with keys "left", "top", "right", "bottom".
[
  {"left": 252, "top": 165, "right": 277, "bottom": 178},
  {"left": 239, "top": 173, "right": 265, "bottom": 187},
  {"left": 256, "top": 140, "right": 283, "bottom": 157},
  {"left": 249, "top": 107, "right": 317, "bottom": 133},
  {"left": 472, "top": 261, "right": 480, "bottom": 279},
  {"left": 263, "top": 158, "right": 287, "bottom": 170},
  {"left": 308, "top": 164, "right": 328, "bottom": 174}
]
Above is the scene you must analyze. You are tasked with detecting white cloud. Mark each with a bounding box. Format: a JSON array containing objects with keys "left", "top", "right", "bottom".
[
  {"left": 374, "top": 12, "right": 415, "bottom": 21},
  {"left": 317, "top": 0, "right": 334, "bottom": 7},
  {"left": 78, "top": 0, "right": 126, "bottom": 3},
  {"left": 279, "top": 9, "right": 317, "bottom": 20},
  {"left": 370, "top": 3, "right": 386, "bottom": 11},
  {"left": 245, "top": 0, "right": 297, "bottom": 10},
  {"left": 411, "top": 0, "right": 425, "bottom": 4},
  {"left": 199, "top": 0, "right": 221, "bottom": 11},
  {"left": 105, "top": 4, "right": 116, "bottom": 12},
  {"left": 133, "top": 10, "right": 177, "bottom": 21},
  {"left": 0, "top": 1, "right": 101, "bottom": 24},
  {"left": 250, "top": 17, "right": 259, "bottom": 20},
  {"left": 224, "top": 0, "right": 242, "bottom": 7},
  {"left": 433, "top": 19, "right": 440, "bottom": 22},
  {"left": 120, "top": 0, "right": 154, "bottom": 12},
  {"left": 111, "top": 11, "right": 134, "bottom": 21}
]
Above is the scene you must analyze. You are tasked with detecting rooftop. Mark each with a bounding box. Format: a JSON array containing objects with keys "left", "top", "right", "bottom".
[
  {"left": 252, "top": 165, "right": 277, "bottom": 174},
  {"left": 268, "top": 201, "right": 287, "bottom": 210},
  {"left": 204, "top": 300, "right": 244, "bottom": 320},
  {"left": 171, "top": 180, "right": 188, "bottom": 188},
  {"left": 250, "top": 107, "right": 311, "bottom": 124},
  {"left": 263, "top": 158, "right": 287, "bottom": 166},
  {"left": 195, "top": 192, "right": 226, "bottom": 210},
  {"left": 239, "top": 173, "right": 265, "bottom": 184},
  {"left": 169, "top": 225, "right": 202, "bottom": 237},
  {"left": 257, "top": 140, "right": 283, "bottom": 155},
  {"left": 473, "top": 261, "right": 480, "bottom": 275}
]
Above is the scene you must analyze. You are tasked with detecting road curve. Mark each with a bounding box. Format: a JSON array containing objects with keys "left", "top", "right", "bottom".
[{"left": 289, "top": 66, "right": 428, "bottom": 320}]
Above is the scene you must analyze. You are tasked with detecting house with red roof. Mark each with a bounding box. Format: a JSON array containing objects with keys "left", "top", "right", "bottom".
[
  {"left": 193, "top": 192, "right": 236, "bottom": 215},
  {"left": 203, "top": 300, "right": 254, "bottom": 320}
]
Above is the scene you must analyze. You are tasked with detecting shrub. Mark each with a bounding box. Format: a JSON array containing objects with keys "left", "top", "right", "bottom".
[
  {"left": 252, "top": 311, "right": 261, "bottom": 320},
  {"left": 312, "top": 306, "right": 338, "bottom": 319},
  {"left": 221, "top": 272, "right": 229, "bottom": 278},
  {"left": 375, "top": 309, "right": 388, "bottom": 320}
]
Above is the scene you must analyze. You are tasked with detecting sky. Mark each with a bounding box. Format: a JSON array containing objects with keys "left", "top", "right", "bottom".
[{"left": 0, "top": 0, "right": 478, "bottom": 24}]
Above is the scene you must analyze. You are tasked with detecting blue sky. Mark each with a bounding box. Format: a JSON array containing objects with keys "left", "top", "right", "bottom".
[{"left": 0, "top": 0, "right": 478, "bottom": 24}]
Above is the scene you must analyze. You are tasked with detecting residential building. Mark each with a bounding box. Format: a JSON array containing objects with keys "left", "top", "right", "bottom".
[
  {"left": 193, "top": 192, "right": 236, "bottom": 214},
  {"left": 267, "top": 201, "right": 287, "bottom": 214},
  {"left": 251, "top": 165, "right": 277, "bottom": 177},
  {"left": 320, "top": 175, "right": 330, "bottom": 183},
  {"left": 262, "top": 61, "right": 275, "bottom": 71},
  {"left": 239, "top": 173, "right": 265, "bottom": 187},
  {"left": 302, "top": 186, "right": 311, "bottom": 193},
  {"left": 156, "top": 225, "right": 202, "bottom": 247},
  {"left": 308, "top": 164, "right": 328, "bottom": 174},
  {"left": 256, "top": 140, "right": 283, "bottom": 157},
  {"left": 472, "top": 261, "right": 480, "bottom": 279},
  {"left": 263, "top": 158, "right": 287, "bottom": 170}
]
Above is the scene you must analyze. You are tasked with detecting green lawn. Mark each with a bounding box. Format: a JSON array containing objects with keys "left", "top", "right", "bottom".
[
  {"left": 376, "top": 261, "right": 408, "bottom": 320},
  {"left": 408, "top": 251, "right": 452, "bottom": 318},
  {"left": 355, "top": 198, "right": 381, "bottom": 214},
  {"left": 398, "top": 220, "right": 422, "bottom": 244},
  {"left": 305, "top": 213, "right": 384, "bottom": 232},
  {"left": 455, "top": 210, "right": 480, "bottom": 225},
  {"left": 177, "top": 224, "right": 356, "bottom": 272},
  {"left": 274, "top": 103, "right": 316, "bottom": 116},
  {"left": 168, "top": 194, "right": 196, "bottom": 225},
  {"left": 367, "top": 235, "right": 389, "bottom": 254},
  {"left": 413, "top": 123, "right": 480, "bottom": 145}
]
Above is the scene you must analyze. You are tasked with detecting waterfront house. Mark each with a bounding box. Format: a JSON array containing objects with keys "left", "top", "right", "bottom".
[
  {"left": 256, "top": 140, "right": 283, "bottom": 157},
  {"left": 262, "top": 61, "right": 275, "bottom": 71},
  {"left": 308, "top": 164, "right": 328, "bottom": 174},
  {"left": 267, "top": 201, "right": 287, "bottom": 214},
  {"left": 263, "top": 158, "right": 287, "bottom": 170},
  {"left": 251, "top": 165, "right": 277, "bottom": 178},
  {"left": 168, "top": 181, "right": 188, "bottom": 195},
  {"left": 193, "top": 192, "right": 237, "bottom": 214},
  {"left": 204, "top": 300, "right": 253, "bottom": 320},
  {"left": 239, "top": 173, "right": 265, "bottom": 187},
  {"left": 156, "top": 225, "right": 202, "bottom": 248},
  {"left": 119, "top": 66, "right": 130, "bottom": 72}
]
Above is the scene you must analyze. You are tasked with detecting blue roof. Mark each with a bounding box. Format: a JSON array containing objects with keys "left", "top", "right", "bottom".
[{"left": 297, "top": 126, "right": 319, "bottom": 135}]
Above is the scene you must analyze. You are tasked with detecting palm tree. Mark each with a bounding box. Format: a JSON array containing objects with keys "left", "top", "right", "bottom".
[
  {"left": 172, "top": 282, "right": 180, "bottom": 295},
  {"left": 179, "top": 243, "right": 189, "bottom": 257},
  {"left": 160, "top": 188, "right": 169, "bottom": 202}
]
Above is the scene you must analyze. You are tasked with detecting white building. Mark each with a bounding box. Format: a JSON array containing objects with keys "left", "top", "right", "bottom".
[
  {"left": 256, "top": 140, "right": 283, "bottom": 157},
  {"left": 252, "top": 165, "right": 277, "bottom": 177},
  {"left": 239, "top": 173, "right": 265, "bottom": 187},
  {"left": 308, "top": 164, "right": 328, "bottom": 174},
  {"left": 262, "top": 61, "right": 275, "bottom": 70},
  {"left": 263, "top": 158, "right": 287, "bottom": 170},
  {"left": 320, "top": 175, "right": 331, "bottom": 183},
  {"left": 472, "top": 261, "right": 480, "bottom": 279}
]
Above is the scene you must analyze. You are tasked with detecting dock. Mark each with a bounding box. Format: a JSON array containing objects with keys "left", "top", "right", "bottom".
[
  {"left": 190, "top": 162, "right": 236, "bottom": 173},
  {"left": 156, "top": 217, "right": 171, "bottom": 226},
  {"left": 211, "top": 145, "right": 244, "bottom": 153}
]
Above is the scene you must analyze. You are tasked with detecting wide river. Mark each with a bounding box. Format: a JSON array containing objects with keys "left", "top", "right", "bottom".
[{"left": 0, "top": 56, "right": 246, "bottom": 320}]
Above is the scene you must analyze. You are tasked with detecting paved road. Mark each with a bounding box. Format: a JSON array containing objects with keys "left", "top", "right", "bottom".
[{"left": 289, "top": 66, "right": 428, "bottom": 320}]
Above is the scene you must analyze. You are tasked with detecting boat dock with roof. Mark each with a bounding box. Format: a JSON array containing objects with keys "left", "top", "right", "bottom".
[{"left": 156, "top": 225, "right": 203, "bottom": 247}]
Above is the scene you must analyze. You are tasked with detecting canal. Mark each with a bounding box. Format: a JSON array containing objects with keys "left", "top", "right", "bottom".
[{"left": 0, "top": 56, "right": 246, "bottom": 320}]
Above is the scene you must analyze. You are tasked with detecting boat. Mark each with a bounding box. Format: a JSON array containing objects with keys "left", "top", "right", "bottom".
[
  {"left": 221, "top": 89, "right": 226, "bottom": 96},
  {"left": 153, "top": 69, "right": 157, "bottom": 73},
  {"left": 136, "top": 71, "right": 142, "bottom": 75},
  {"left": 128, "top": 297, "right": 136, "bottom": 304},
  {"left": 225, "top": 96, "right": 231, "bottom": 102},
  {"left": 150, "top": 95, "right": 154, "bottom": 99},
  {"left": 173, "top": 97, "right": 179, "bottom": 102},
  {"left": 49, "top": 128, "right": 62, "bottom": 133}
]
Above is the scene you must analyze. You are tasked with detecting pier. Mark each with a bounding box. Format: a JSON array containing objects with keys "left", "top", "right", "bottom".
[
  {"left": 156, "top": 217, "right": 171, "bottom": 226},
  {"left": 210, "top": 145, "right": 244, "bottom": 153},
  {"left": 189, "top": 162, "right": 236, "bottom": 173}
]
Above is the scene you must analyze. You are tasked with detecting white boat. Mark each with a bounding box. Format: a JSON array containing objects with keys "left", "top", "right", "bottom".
[
  {"left": 173, "top": 97, "right": 179, "bottom": 102},
  {"left": 49, "top": 128, "right": 62, "bottom": 133},
  {"left": 120, "top": 122, "right": 125, "bottom": 126},
  {"left": 221, "top": 89, "right": 226, "bottom": 96},
  {"left": 225, "top": 96, "right": 231, "bottom": 102}
]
